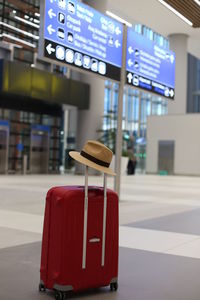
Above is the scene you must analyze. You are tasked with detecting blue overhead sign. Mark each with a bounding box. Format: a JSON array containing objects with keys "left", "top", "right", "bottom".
[
  {"left": 126, "top": 28, "right": 175, "bottom": 99},
  {"left": 42, "top": 0, "right": 123, "bottom": 81}
]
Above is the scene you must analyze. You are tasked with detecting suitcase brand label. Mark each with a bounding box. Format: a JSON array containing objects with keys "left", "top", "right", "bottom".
[{"left": 89, "top": 238, "right": 100, "bottom": 243}]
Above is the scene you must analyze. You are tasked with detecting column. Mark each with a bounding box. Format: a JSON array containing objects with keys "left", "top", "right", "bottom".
[
  {"left": 75, "top": 0, "right": 108, "bottom": 174},
  {"left": 168, "top": 34, "right": 188, "bottom": 115},
  {"left": 62, "top": 105, "right": 78, "bottom": 172}
]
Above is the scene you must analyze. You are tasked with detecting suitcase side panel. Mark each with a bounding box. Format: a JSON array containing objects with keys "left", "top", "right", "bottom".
[
  {"left": 46, "top": 189, "right": 84, "bottom": 289},
  {"left": 61, "top": 195, "right": 85, "bottom": 286},
  {"left": 40, "top": 189, "right": 53, "bottom": 284},
  {"left": 105, "top": 192, "right": 119, "bottom": 281},
  {"left": 83, "top": 189, "right": 118, "bottom": 289}
]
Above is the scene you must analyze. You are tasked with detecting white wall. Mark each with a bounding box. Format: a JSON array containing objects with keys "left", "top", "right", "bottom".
[{"left": 146, "top": 114, "right": 200, "bottom": 176}]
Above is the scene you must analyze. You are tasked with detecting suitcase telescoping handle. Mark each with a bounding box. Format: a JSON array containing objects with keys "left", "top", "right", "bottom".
[{"left": 82, "top": 166, "right": 107, "bottom": 269}]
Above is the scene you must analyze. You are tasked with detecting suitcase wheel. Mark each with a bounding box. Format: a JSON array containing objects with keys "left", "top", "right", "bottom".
[
  {"left": 55, "top": 290, "right": 64, "bottom": 300},
  {"left": 39, "top": 283, "right": 46, "bottom": 293},
  {"left": 110, "top": 282, "right": 118, "bottom": 291}
]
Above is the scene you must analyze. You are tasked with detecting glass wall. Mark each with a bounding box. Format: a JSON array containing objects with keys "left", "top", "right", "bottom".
[
  {"left": 135, "top": 24, "right": 170, "bottom": 49},
  {"left": 187, "top": 53, "right": 200, "bottom": 113},
  {"left": 0, "top": 108, "right": 62, "bottom": 173},
  {"left": 102, "top": 82, "right": 168, "bottom": 173}
]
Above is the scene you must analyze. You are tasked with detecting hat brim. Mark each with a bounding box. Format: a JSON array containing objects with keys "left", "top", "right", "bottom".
[{"left": 69, "top": 151, "right": 116, "bottom": 176}]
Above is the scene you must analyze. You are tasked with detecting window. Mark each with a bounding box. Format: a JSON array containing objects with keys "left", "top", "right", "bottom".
[{"left": 135, "top": 24, "right": 169, "bottom": 49}]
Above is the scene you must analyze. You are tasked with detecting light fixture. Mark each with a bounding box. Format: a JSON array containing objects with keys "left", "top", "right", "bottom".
[
  {"left": 14, "top": 16, "right": 40, "bottom": 29},
  {"left": 11, "top": 43, "right": 22, "bottom": 49},
  {"left": 34, "top": 19, "right": 40, "bottom": 24},
  {"left": 194, "top": 0, "right": 200, "bottom": 5},
  {"left": 0, "top": 22, "right": 39, "bottom": 40},
  {"left": 0, "top": 33, "right": 36, "bottom": 48},
  {"left": 157, "top": 0, "right": 193, "bottom": 26},
  {"left": 106, "top": 11, "right": 132, "bottom": 27}
]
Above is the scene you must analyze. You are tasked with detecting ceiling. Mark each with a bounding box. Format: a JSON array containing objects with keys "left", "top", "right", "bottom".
[
  {"left": 166, "top": 0, "right": 200, "bottom": 28},
  {"left": 7, "top": 0, "right": 39, "bottom": 13},
  {"left": 107, "top": 0, "right": 200, "bottom": 59}
]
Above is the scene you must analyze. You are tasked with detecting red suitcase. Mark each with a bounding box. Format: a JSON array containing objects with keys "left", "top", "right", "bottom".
[{"left": 39, "top": 168, "right": 119, "bottom": 299}]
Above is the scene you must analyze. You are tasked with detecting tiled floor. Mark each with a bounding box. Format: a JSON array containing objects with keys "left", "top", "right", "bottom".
[
  {"left": 1, "top": 174, "right": 200, "bottom": 299},
  {"left": 127, "top": 208, "right": 200, "bottom": 235}
]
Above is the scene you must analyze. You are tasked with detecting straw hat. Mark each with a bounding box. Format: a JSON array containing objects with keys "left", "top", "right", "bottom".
[{"left": 69, "top": 140, "right": 116, "bottom": 176}]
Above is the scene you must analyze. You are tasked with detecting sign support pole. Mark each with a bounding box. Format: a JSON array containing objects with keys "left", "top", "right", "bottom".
[{"left": 114, "top": 25, "right": 127, "bottom": 198}]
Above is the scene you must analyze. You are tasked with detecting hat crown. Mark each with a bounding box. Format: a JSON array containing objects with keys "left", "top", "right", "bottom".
[
  {"left": 83, "top": 140, "right": 113, "bottom": 164},
  {"left": 69, "top": 140, "right": 116, "bottom": 175}
]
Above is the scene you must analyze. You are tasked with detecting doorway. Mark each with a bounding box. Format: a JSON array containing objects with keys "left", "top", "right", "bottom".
[
  {"left": 158, "top": 140, "right": 174, "bottom": 175},
  {"left": 0, "top": 121, "right": 9, "bottom": 174},
  {"left": 30, "top": 125, "right": 50, "bottom": 174}
]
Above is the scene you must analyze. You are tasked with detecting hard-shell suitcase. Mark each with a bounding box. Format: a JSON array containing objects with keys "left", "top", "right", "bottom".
[{"left": 39, "top": 167, "right": 119, "bottom": 299}]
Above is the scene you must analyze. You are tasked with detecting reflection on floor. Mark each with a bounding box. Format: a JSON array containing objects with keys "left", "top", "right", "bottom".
[{"left": 1, "top": 174, "right": 200, "bottom": 299}]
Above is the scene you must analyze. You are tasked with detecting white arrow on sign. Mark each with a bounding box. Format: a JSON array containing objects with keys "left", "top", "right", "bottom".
[
  {"left": 47, "top": 24, "right": 56, "bottom": 35},
  {"left": 127, "top": 72, "right": 133, "bottom": 84},
  {"left": 169, "top": 89, "right": 174, "bottom": 98},
  {"left": 128, "top": 46, "right": 134, "bottom": 54},
  {"left": 50, "top": 0, "right": 56, "bottom": 3},
  {"left": 128, "top": 59, "right": 133, "bottom": 67},
  {"left": 115, "top": 27, "right": 121, "bottom": 35},
  {"left": 48, "top": 8, "right": 56, "bottom": 19},
  {"left": 170, "top": 55, "right": 175, "bottom": 64},
  {"left": 115, "top": 40, "right": 121, "bottom": 48},
  {"left": 46, "top": 43, "right": 55, "bottom": 55}
]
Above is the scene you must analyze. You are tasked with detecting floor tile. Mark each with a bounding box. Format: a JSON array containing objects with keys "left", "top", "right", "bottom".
[
  {"left": 0, "top": 227, "right": 41, "bottom": 249},
  {"left": 0, "top": 209, "right": 43, "bottom": 234},
  {"left": 127, "top": 208, "right": 200, "bottom": 235},
  {"left": 165, "top": 237, "right": 200, "bottom": 259},
  {"left": 119, "top": 226, "right": 200, "bottom": 258}
]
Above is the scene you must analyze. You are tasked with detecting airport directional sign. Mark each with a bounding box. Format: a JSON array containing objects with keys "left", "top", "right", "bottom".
[
  {"left": 126, "top": 28, "right": 175, "bottom": 99},
  {"left": 40, "top": 0, "right": 124, "bottom": 81}
]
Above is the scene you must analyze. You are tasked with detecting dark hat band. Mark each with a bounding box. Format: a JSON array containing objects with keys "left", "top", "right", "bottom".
[{"left": 81, "top": 150, "right": 110, "bottom": 168}]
